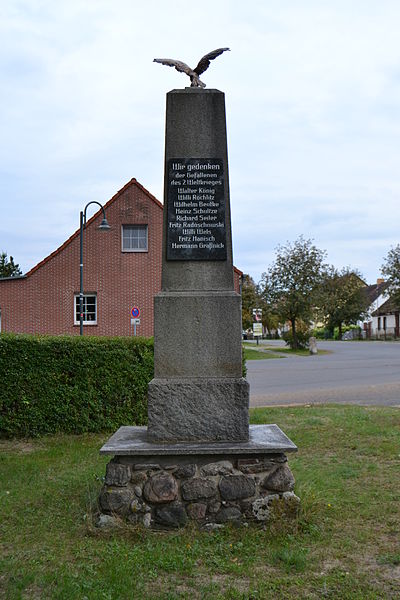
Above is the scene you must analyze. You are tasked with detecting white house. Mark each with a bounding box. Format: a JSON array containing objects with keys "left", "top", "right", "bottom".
[
  {"left": 359, "top": 279, "right": 390, "bottom": 338},
  {"left": 371, "top": 297, "right": 400, "bottom": 339}
]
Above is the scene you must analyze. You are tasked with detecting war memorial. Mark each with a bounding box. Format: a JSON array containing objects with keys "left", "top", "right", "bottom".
[{"left": 98, "top": 52, "right": 299, "bottom": 528}]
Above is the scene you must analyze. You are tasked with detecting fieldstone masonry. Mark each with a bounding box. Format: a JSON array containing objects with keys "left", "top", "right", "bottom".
[{"left": 99, "top": 453, "right": 299, "bottom": 529}]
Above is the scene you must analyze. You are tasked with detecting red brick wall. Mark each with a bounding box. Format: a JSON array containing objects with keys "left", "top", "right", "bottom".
[{"left": 0, "top": 180, "right": 242, "bottom": 337}]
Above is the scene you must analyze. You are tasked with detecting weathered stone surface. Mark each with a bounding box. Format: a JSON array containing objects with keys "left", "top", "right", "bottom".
[
  {"left": 252, "top": 495, "right": 278, "bottom": 521},
  {"left": 134, "top": 485, "right": 142, "bottom": 498},
  {"left": 186, "top": 502, "right": 207, "bottom": 521},
  {"left": 173, "top": 464, "right": 196, "bottom": 479},
  {"left": 95, "top": 514, "right": 120, "bottom": 528},
  {"left": 143, "top": 513, "right": 152, "bottom": 528},
  {"left": 239, "top": 498, "right": 254, "bottom": 519},
  {"left": 261, "top": 464, "right": 295, "bottom": 492},
  {"left": 252, "top": 492, "right": 300, "bottom": 521},
  {"left": 148, "top": 377, "right": 249, "bottom": 443},
  {"left": 200, "top": 461, "right": 233, "bottom": 476},
  {"left": 126, "top": 513, "right": 142, "bottom": 525},
  {"left": 215, "top": 506, "right": 242, "bottom": 523},
  {"left": 105, "top": 463, "right": 130, "bottom": 486},
  {"left": 100, "top": 424, "right": 298, "bottom": 456},
  {"left": 143, "top": 472, "right": 178, "bottom": 504},
  {"left": 181, "top": 477, "right": 217, "bottom": 501},
  {"left": 133, "top": 463, "right": 161, "bottom": 471},
  {"left": 219, "top": 475, "right": 256, "bottom": 500},
  {"left": 237, "top": 455, "right": 287, "bottom": 474},
  {"left": 131, "top": 471, "right": 147, "bottom": 485},
  {"left": 130, "top": 499, "right": 150, "bottom": 514},
  {"left": 208, "top": 500, "right": 221, "bottom": 514},
  {"left": 309, "top": 336, "right": 318, "bottom": 355},
  {"left": 155, "top": 503, "right": 188, "bottom": 528},
  {"left": 99, "top": 487, "right": 134, "bottom": 515}
]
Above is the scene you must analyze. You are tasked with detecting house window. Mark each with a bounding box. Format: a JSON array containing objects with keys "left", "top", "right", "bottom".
[
  {"left": 377, "top": 317, "right": 381, "bottom": 331},
  {"left": 74, "top": 294, "right": 97, "bottom": 325},
  {"left": 122, "top": 225, "right": 148, "bottom": 252},
  {"left": 383, "top": 316, "right": 387, "bottom": 330}
]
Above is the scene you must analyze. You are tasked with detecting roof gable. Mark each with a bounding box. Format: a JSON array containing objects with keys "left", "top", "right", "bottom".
[{"left": 24, "top": 179, "right": 163, "bottom": 278}]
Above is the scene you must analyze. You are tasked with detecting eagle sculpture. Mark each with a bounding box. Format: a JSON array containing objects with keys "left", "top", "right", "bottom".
[{"left": 153, "top": 48, "right": 230, "bottom": 88}]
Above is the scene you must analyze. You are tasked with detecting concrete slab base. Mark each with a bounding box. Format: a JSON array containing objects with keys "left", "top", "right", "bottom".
[{"left": 100, "top": 424, "right": 298, "bottom": 456}]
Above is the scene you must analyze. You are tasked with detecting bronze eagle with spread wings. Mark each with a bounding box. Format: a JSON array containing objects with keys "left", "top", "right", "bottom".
[{"left": 153, "top": 48, "right": 230, "bottom": 88}]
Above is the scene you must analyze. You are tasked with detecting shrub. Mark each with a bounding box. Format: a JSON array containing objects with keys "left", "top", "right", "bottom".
[
  {"left": 311, "top": 327, "right": 333, "bottom": 340},
  {"left": 0, "top": 334, "right": 154, "bottom": 438},
  {"left": 333, "top": 325, "right": 361, "bottom": 340},
  {"left": 282, "top": 325, "right": 311, "bottom": 349}
]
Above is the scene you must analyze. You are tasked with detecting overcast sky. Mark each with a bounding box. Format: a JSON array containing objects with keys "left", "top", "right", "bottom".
[{"left": 1, "top": 0, "right": 399, "bottom": 284}]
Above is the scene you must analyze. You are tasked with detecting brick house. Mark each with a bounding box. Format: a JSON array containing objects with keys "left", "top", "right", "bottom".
[{"left": 0, "top": 179, "right": 242, "bottom": 336}]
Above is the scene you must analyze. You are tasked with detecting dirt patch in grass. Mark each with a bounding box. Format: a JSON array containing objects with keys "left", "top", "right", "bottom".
[{"left": 0, "top": 440, "right": 39, "bottom": 454}]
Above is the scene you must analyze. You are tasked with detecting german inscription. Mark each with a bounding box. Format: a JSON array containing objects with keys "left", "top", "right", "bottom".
[{"left": 166, "top": 158, "right": 226, "bottom": 260}]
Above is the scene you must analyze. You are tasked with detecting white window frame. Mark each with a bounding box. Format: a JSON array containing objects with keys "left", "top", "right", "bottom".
[
  {"left": 74, "top": 294, "right": 97, "bottom": 325},
  {"left": 121, "top": 224, "right": 148, "bottom": 252}
]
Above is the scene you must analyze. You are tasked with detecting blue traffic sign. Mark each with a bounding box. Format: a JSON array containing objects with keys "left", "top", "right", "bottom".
[{"left": 131, "top": 306, "right": 140, "bottom": 318}]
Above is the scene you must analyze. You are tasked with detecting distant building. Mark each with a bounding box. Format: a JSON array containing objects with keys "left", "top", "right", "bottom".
[
  {"left": 359, "top": 279, "right": 390, "bottom": 338},
  {"left": 0, "top": 179, "right": 242, "bottom": 336},
  {"left": 371, "top": 297, "right": 400, "bottom": 339}
]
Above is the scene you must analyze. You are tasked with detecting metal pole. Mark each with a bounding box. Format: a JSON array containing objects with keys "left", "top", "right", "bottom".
[{"left": 79, "top": 210, "right": 84, "bottom": 336}]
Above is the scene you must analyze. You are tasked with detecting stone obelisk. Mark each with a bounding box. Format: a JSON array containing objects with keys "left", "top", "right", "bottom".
[
  {"left": 98, "top": 86, "right": 299, "bottom": 530},
  {"left": 147, "top": 88, "right": 249, "bottom": 442}
]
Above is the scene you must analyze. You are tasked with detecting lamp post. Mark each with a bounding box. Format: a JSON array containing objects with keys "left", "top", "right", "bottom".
[{"left": 79, "top": 201, "right": 111, "bottom": 336}]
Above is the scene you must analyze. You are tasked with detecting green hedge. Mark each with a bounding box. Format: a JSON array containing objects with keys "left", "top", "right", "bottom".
[{"left": 0, "top": 334, "right": 154, "bottom": 438}]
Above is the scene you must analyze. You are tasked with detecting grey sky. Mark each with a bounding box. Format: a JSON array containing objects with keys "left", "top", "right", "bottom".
[{"left": 1, "top": 0, "right": 399, "bottom": 284}]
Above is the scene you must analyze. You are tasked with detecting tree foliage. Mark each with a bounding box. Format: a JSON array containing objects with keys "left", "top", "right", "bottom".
[
  {"left": 260, "top": 236, "right": 327, "bottom": 348},
  {"left": 381, "top": 244, "right": 400, "bottom": 308},
  {"left": 317, "top": 267, "right": 369, "bottom": 339},
  {"left": 0, "top": 252, "right": 22, "bottom": 278}
]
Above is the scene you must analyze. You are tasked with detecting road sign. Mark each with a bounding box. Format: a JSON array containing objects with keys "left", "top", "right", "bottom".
[
  {"left": 253, "top": 322, "right": 262, "bottom": 336},
  {"left": 253, "top": 308, "right": 262, "bottom": 322},
  {"left": 132, "top": 318, "right": 140, "bottom": 325},
  {"left": 131, "top": 306, "right": 140, "bottom": 318}
]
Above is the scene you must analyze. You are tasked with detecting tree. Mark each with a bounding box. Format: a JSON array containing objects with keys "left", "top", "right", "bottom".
[
  {"left": 260, "top": 236, "right": 327, "bottom": 349},
  {"left": 381, "top": 244, "right": 400, "bottom": 308},
  {"left": 0, "top": 252, "right": 22, "bottom": 278},
  {"left": 317, "top": 267, "right": 369, "bottom": 339}
]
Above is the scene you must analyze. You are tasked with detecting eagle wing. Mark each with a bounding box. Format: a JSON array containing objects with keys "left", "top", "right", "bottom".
[
  {"left": 193, "top": 47, "right": 230, "bottom": 76},
  {"left": 153, "top": 58, "right": 193, "bottom": 76}
]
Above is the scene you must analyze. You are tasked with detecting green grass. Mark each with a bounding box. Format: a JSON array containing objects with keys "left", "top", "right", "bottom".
[
  {"left": 1, "top": 405, "right": 400, "bottom": 598},
  {"left": 243, "top": 343, "right": 331, "bottom": 358},
  {"left": 243, "top": 347, "right": 284, "bottom": 360}
]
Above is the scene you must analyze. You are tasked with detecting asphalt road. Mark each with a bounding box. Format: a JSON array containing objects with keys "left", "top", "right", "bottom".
[{"left": 247, "top": 340, "right": 400, "bottom": 407}]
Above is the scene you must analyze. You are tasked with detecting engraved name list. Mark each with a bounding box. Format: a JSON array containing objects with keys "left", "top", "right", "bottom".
[{"left": 166, "top": 158, "right": 226, "bottom": 260}]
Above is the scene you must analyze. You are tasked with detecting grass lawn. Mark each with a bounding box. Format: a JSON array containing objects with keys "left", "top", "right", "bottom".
[
  {"left": 1, "top": 405, "right": 400, "bottom": 599},
  {"left": 243, "top": 347, "right": 284, "bottom": 360},
  {"left": 243, "top": 343, "right": 331, "bottom": 358}
]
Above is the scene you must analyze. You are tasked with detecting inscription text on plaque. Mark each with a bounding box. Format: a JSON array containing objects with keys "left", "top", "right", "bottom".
[{"left": 166, "top": 158, "right": 226, "bottom": 260}]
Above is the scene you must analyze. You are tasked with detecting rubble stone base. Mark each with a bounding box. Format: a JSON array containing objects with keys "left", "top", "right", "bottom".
[{"left": 98, "top": 453, "right": 300, "bottom": 529}]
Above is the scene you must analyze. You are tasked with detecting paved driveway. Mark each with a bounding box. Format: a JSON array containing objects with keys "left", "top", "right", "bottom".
[{"left": 247, "top": 340, "right": 400, "bottom": 407}]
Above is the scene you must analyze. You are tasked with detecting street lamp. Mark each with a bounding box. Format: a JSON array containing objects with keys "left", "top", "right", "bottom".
[{"left": 79, "top": 201, "right": 111, "bottom": 336}]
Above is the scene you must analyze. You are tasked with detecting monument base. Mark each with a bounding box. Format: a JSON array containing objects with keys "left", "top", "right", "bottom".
[
  {"left": 148, "top": 377, "right": 249, "bottom": 442},
  {"left": 97, "top": 425, "right": 299, "bottom": 529}
]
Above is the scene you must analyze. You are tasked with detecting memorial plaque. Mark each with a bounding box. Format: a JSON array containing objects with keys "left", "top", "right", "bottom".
[{"left": 166, "top": 158, "right": 227, "bottom": 260}]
